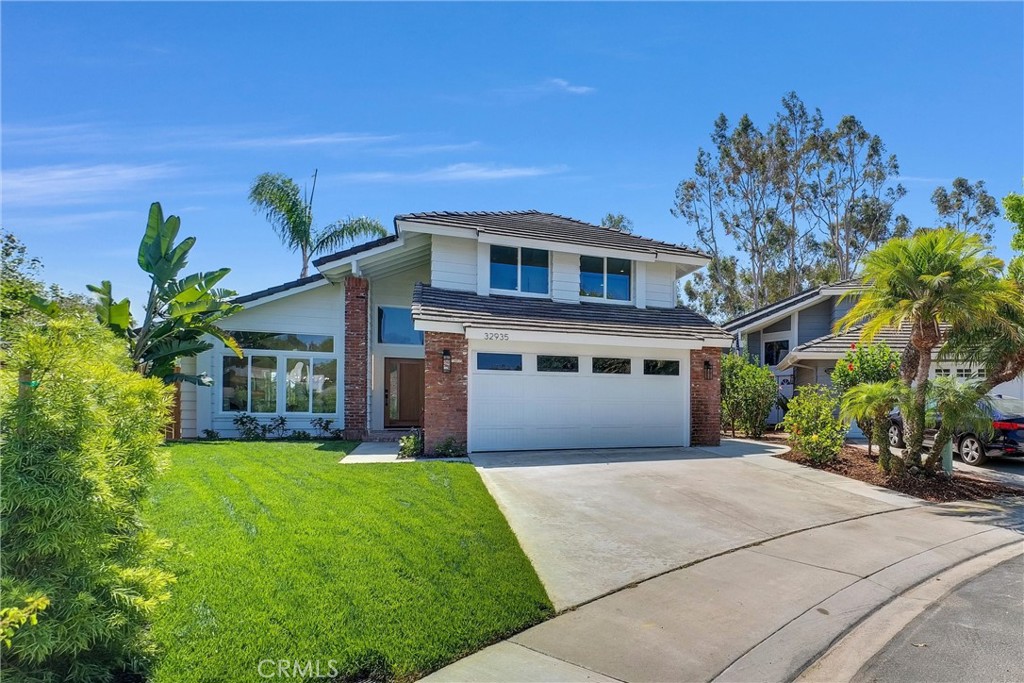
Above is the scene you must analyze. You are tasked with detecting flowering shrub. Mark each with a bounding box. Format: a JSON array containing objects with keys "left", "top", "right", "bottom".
[
  {"left": 831, "top": 342, "right": 901, "bottom": 395},
  {"left": 782, "top": 385, "right": 846, "bottom": 463}
]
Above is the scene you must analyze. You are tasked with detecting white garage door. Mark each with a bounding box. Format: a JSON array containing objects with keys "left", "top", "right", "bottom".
[{"left": 469, "top": 346, "right": 690, "bottom": 452}]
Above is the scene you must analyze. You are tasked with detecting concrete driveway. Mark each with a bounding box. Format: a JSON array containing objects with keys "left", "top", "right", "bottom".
[{"left": 471, "top": 439, "right": 920, "bottom": 610}]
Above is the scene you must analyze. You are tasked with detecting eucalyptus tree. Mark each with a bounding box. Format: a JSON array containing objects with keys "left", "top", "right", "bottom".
[
  {"left": 804, "top": 116, "right": 907, "bottom": 281},
  {"left": 837, "top": 228, "right": 1014, "bottom": 466},
  {"left": 931, "top": 177, "right": 1000, "bottom": 241},
  {"left": 249, "top": 170, "right": 388, "bottom": 278},
  {"left": 600, "top": 213, "right": 634, "bottom": 233}
]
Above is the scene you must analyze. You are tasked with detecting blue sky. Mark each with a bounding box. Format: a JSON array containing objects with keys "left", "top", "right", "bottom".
[{"left": 3, "top": 2, "right": 1022, "bottom": 309}]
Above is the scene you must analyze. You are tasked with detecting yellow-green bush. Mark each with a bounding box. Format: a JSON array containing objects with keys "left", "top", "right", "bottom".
[
  {"left": 782, "top": 384, "right": 847, "bottom": 463},
  {"left": 1, "top": 315, "right": 174, "bottom": 682}
]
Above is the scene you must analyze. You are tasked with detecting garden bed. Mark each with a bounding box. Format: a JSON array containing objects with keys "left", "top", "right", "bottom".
[{"left": 776, "top": 445, "right": 1024, "bottom": 502}]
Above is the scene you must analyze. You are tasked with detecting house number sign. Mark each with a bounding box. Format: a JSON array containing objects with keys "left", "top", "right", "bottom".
[{"left": 483, "top": 332, "right": 510, "bottom": 341}]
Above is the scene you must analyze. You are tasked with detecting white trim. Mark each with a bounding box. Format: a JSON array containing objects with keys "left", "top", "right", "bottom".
[
  {"left": 725, "top": 292, "right": 830, "bottom": 334},
  {"left": 234, "top": 278, "right": 333, "bottom": 310},
  {"left": 314, "top": 235, "right": 406, "bottom": 274},
  {"left": 635, "top": 262, "right": 647, "bottom": 309},
  {"left": 414, "top": 320, "right": 465, "bottom": 333},
  {"left": 477, "top": 231, "right": 657, "bottom": 262},
  {"left": 396, "top": 220, "right": 473, "bottom": 238},
  {"left": 463, "top": 326, "right": 730, "bottom": 349}
]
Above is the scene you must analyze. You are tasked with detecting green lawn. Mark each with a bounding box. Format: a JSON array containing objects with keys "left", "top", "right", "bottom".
[{"left": 144, "top": 441, "right": 552, "bottom": 682}]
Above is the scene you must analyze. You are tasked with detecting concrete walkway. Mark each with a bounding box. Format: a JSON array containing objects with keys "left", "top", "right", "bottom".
[{"left": 426, "top": 500, "right": 1024, "bottom": 683}]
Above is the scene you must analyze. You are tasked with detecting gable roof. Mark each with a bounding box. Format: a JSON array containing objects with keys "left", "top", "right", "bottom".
[
  {"left": 310, "top": 234, "right": 400, "bottom": 269},
  {"left": 412, "top": 283, "right": 732, "bottom": 344},
  {"left": 723, "top": 279, "right": 863, "bottom": 333},
  {"left": 232, "top": 273, "right": 328, "bottom": 305},
  {"left": 396, "top": 210, "right": 708, "bottom": 261}
]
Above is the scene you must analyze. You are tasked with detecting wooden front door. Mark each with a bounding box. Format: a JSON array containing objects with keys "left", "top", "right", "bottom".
[{"left": 384, "top": 358, "right": 424, "bottom": 428}]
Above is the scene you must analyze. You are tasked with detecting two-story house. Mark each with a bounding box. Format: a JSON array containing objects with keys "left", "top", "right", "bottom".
[
  {"left": 724, "top": 280, "right": 1024, "bottom": 426},
  {"left": 178, "top": 211, "right": 733, "bottom": 452}
]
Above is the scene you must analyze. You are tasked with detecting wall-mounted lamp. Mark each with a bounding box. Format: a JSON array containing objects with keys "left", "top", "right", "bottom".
[
  {"left": 703, "top": 359, "right": 714, "bottom": 380},
  {"left": 442, "top": 349, "right": 452, "bottom": 374}
]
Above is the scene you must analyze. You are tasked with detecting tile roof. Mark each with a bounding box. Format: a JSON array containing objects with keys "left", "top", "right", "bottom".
[
  {"left": 791, "top": 325, "right": 913, "bottom": 356},
  {"left": 396, "top": 210, "right": 708, "bottom": 260},
  {"left": 233, "top": 273, "right": 327, "bottom": 305},
  {"left": 412, "top": 284, "right": 732, "bottom": 343},
  {"left": 723, "top": 279, "right": 863, "bottom": 332}
]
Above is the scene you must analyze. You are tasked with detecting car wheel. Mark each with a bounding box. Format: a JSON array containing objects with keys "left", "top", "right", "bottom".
[
  {"left": 958, "top": 435, "right": 988, "bottom": 466},
  {"left": 888, "top": 423, "right": 905, "bottom": 448}
]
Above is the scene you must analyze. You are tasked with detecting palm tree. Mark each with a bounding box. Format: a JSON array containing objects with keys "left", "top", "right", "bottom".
[
  {"left": 249, "top": 170, "right": 388, "bottom": 278},
  {"left": 922, "top": 377, "right": 994, "bottom": 471},
  {"left": 840, "top": 380, "right": 908, "bottom": 473},
  {"left": 836, "top": 228, "right": 1014, "bottom": 468}
]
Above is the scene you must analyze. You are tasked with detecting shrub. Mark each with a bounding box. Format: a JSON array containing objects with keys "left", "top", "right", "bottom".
[
  {"left": 721, "top": 353, "right": 779, "bottom": 438},
  {"left": 290, "top": 430, "right": 312, "bottom": 441},
  {"left": 433, "top": 436, "right": 467, "bottom": 458},
  {"left": 268, "top": 415, "right": 288, "bottom": 439},
  {"left": 398, "top": 432, "right": 424, "bottom": 458},
  {"left": 783, "top": 385, "right": 846, "bottom": 463},
  {"left": 831, "top": 342, "right": 901, "bottom": 395},
  {"left": 1, "top": 316, "right": 174, "bottom": 681},
  {"left": 330, "top": 428, "right": 346, "bottom": 440},
  {"left": 233, "top": 413, "right": 269, "bottom": 440},
  {"left": 311, "top": 417, "right": 334, "bottom": 439},
  {"left": 200, "top": 428, "right": 220, "bottom": 440}
]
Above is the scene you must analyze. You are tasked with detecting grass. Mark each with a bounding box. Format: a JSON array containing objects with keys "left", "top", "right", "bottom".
[{"left": 143, "top": 441, "right": 552, "bottom": 682}]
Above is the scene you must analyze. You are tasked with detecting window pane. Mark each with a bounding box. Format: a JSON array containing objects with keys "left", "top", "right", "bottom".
[
  {"left": 521, "top": 248, "right": 549, "bottom": 294},
  {"left": 490, "top": 245, "right": 519, "bottom": 291},
  {"left": 378, "top": 307, "right": 424, "bottom": 345},
  {"left": 537, "top": 355, "right": 578, "bottom": 373},
  {"left": 228, "top": 331, "right": 333, "bottom": 352},
  {"left": 250, "top": 356, "right": 278, "bottom": 412},
  {"left": 764, "top": 340, "right": 789, "bottom": 366},
  {"left": 222, "top": 357, "right": 248, "bottom": 411},
  {"left": 644, "top": 359, "right": 680, "bottom": 376},
  {"left": 580, "top": 255, "right": 605, "bottom": 297},
  {"left": 607, "top": 258, "right": 632, "bottom": 301},
  {"left": 477, "top": 353, "right": 522, "bottom": 371},
  {"left": 285, "top": 359, "right": 309, "bottom": 412},
  {"left": 593, "top": 357, "right": 631, "bottom": 374},
  {"left": 312, "top": 359, "right": 337, "bottom": 413}
]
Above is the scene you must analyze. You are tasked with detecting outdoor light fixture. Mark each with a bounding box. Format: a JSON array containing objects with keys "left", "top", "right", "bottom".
[
  {"left": 442, "top": 349, "right": 452, "bottom": 374},
  {"left": 703, "top": 359, "right": 714, "bottom": 380}
]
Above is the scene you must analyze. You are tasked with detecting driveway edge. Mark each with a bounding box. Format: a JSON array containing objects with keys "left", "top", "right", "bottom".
[{"left": 795, "top": 540, "right": 1024, "bottom": 683}]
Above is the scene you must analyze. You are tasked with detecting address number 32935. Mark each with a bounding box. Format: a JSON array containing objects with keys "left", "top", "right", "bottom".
[{"left": 483, "top": 332, "right": 510, "bottom": 341}]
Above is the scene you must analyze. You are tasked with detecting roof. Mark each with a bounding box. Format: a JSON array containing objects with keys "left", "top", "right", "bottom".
[
  {"left": 311, "top": 234, "right": 400, "bottom": 268},
  {"left": 723, "top": 279, "right": 863, "bottom": 333},
  {"left": 233, "top": 273, "right": 327, "bottom": 305},
  {"left": 412, "top": 284, "right": 732, "bottom": 343},
  {"left": 396, "top": 210, "right": 708, "bottom": 260}
]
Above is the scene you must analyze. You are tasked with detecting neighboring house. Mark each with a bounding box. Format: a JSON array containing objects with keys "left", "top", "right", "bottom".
[
  {"left": 723, "top": 280, "right": 1024, "bottom": 426},
  {"left": 180, "top": 211, "right": 733, "bottom": 452}
]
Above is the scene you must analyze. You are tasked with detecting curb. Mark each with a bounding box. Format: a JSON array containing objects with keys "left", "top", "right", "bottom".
[{"left": 796, "top": 541, "right": 1024, "bottom": 682}]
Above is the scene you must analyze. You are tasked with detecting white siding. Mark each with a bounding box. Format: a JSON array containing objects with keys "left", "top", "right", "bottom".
[
  {"left": 551, "top": 251, "right": 581, "bottom": 304},
  {"left": 194, "top": 282, "right": 345, "bottom": 438},
  {"left": 430, "top": 235, "right": 477, "bottom": 292},
  {"left": 179, "top": 356, "right": 198, "bottom": 438},
  {"left": 645, "top": 262, "right": 678, "bottom": 308}
]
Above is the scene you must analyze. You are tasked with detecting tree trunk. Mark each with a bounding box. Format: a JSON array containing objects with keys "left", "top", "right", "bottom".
[
  {"left": 923, "top": 425, "right": 954, "bottom": 471},
  {"left": 873, "top": 410, "right": 893, "bottom": 473},
  {"left": 906, "top": 340, "right": 934, "bottom": 467}
]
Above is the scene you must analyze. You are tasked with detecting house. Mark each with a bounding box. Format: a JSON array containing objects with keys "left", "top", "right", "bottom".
[
  {"left": 179, "top": 211, "right": 733, "bottom": 452},
  {"left": 723, "top": 280, "right": 1024, "bottom": 425}
]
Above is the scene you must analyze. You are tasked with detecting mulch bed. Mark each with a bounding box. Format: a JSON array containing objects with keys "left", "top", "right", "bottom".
[{"left": 775, "top": 445, "right": 1024, "bottom": 503}]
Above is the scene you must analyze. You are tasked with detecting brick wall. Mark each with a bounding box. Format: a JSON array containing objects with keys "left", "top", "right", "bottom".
[
  {"left": 343, "top": 276, "right": 369, "bottom": 438},
  {"left": 423, "top": 331, "right": 468, "bottom": 454},
  {"left": 690, "top": 347, "right": 722, "bottom": 446}
]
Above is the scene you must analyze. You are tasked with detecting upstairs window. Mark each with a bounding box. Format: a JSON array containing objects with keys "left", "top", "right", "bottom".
[
  {"left": 490, "top": 245, "right": 549, "bottom": 295},
  {"left": 580, "top": 256, "right": 632, "bottom": 301}
]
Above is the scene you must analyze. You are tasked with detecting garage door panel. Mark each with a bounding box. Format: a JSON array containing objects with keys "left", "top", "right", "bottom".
[{"left": 470, "top": 348, "right": 689, "bottom": 452}]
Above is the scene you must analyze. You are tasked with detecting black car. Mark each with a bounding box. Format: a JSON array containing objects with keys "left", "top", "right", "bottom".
[{"left": 888, "top": 395, "right": 1024, "bottom": 466}]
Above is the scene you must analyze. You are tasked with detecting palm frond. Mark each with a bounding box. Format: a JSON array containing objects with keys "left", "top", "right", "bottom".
[
  {"left": 313, "top": 216, "right": 389, "bottom": 255},
  {"left": 248, "top": 173, "right": 311, "bottom": 251}
]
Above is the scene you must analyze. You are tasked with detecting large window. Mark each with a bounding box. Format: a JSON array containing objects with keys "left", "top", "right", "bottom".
[
  {"left": 221, "top": 331, "right": 337, "bottom": 414},
  {"left": 378, "top": 307, "right": 423, "bottom": 345},
  {"left": 764, "top": 340, "right": 789, "bottom": 366},
  {"left": 490, "top": 245, "right": 549, "bottom": 295},
  {"left": 580, "top": 256, "right": 632, "bottom": 301}
]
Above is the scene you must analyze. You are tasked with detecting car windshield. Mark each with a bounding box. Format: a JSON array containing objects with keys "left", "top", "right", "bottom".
[{"left": 989, "top": 396, "right": 1024, "bottom": 417}]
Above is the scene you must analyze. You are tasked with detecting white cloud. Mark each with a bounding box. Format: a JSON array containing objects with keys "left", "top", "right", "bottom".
[
  {"left": 2, "top": 209, "right": 139, "bottom": 235},
  {"left": 218, "top": 132, "right": 399, "bottom": 149},
  {"left": 382, "top": 141, "right": 483, "bottom": 157},
  {"left": 545, "top": 78, "right": 596, "bottom": 95},
  {"left": 336, "top": 162, "right": 566, "bottom": 184},
  {"left": 1, "top": 163, "right": 177, "bottom": 207},
  {"left": 493, "top": 78, "right": 597, "bottom": 101}
]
